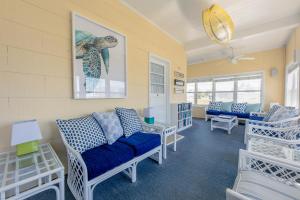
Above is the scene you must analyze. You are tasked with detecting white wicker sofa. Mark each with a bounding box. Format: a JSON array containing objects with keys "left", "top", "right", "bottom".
[{"left": 56, "top": 111, "right": 163, "bottom": 200}]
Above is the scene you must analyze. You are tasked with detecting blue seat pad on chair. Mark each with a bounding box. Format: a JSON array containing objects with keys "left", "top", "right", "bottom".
[
  {"left": 81, "top": 141, "right": 135, "bottom": 180},
  {"left": 118, "top": 132, "right": 161, "bottom": 156}
]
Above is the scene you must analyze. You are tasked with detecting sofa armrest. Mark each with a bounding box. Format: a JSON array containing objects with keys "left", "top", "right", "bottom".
[{"left": 58, "top": 130, "right": 89, "bottom": 199}]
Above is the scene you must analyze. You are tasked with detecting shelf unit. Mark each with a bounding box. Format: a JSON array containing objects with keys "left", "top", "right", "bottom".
[{"left": 171, "top": 103, "right": 192, "bottom": 131}]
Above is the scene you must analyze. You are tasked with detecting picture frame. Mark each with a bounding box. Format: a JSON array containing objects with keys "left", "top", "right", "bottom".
[
  {"left": 174, "top": 79, "right": 185, "bottom": 86},
  {"left": 72, "top": 12, "right": 127, "bottom": 99}
]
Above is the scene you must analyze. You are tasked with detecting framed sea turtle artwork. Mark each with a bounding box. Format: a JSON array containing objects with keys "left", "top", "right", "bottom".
[{"left": 72, "top": 13, "right": 127, "bottom": 99}]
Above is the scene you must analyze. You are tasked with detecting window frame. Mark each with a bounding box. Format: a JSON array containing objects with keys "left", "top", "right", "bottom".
[{"left": 187, "top": 72, "right": 264, "bottom": 106}]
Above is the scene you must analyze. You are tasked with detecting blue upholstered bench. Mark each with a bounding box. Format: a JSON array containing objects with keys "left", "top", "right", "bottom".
[
  {"left": 56, "top": 108, "right": 163, "bottom": 200},
  {"left": 205, "top": 102, "right": 263, "bottom": 122}
]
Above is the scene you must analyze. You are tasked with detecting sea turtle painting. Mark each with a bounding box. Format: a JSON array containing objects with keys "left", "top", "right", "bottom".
[{"left": 75, "top": 30, "right": 118, "bottom": 79}]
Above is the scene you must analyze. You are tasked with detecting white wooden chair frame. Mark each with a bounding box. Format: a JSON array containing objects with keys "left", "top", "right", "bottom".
[
  {"left": 244, "top": 116, "right": 300, "bottom": 144},
  {"left": 59, "top": 124, "right": 163, "bottom": 200},
  {"left": 245, "top": 124, "right": 300, "bottom": 150},
  {"left": 226, "top": 149, "right": 300, "bottom": 200}
]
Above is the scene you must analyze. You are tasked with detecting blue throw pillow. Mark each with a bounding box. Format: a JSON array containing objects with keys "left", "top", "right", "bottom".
[
  {"left": 222, "top": 102, "right": 233, "bottom": 112},
  {"left": 56, "top": 115, "right": 107, "bottom": 153},
  {"left": 93, "top": 112, "right": 124, "bottom": 145},
  {"left": 231, "top": 103, "right": 247, "bottom": 113},
  {"left": 245, "top": 104, "right": 261, "bottom": 113},
  {"left": 208, "top": 101, "right": 222, "bottom": 111},
  {"left": 115, "top": 107, "right": 143, "bottom": 137}
]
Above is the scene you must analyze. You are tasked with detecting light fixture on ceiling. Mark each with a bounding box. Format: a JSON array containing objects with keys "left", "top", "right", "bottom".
[{"left": 202, "top": 4, "right": 234, "bottom": 44}]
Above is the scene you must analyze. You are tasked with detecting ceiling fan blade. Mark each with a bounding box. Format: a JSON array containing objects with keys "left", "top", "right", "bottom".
[{"left": 233, "top": 55, "right": 245, "bottom": 59}]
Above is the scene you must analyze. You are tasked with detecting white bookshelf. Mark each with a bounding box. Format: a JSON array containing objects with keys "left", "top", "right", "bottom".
[{"left": 171, "top": 103, "right": 192, "bottom": 132}]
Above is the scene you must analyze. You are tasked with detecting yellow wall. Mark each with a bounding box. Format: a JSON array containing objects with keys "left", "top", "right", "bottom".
[
  {"left": 0, "top": 0, "right": 187, "bottom": 164},
  {"left": 188, "top": 48, "right": 285, "bottom": 118}
]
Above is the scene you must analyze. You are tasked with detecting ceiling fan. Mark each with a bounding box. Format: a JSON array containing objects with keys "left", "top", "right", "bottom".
[{"left": 228, "top": 47, "right": 255, "bottom": 64}]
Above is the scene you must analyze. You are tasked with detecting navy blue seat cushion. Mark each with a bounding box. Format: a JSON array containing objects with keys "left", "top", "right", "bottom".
[
  {"left": 220, "top": 111, "right": 250, "bottom": 119},
  {"left": 207, "top": 110, "right": 250, "bottom": 119},
  {"left": 81, "top": 141, "right": 135, "bottom": 180},
  {"left": 118, "top": 132, "right": 161, "bottom": 156},
  {"left": 249, "top": 115, "right": 264, "bottom": 121},
  {"left": 206, "top": 110, "right": 222, "bottom": 115}
]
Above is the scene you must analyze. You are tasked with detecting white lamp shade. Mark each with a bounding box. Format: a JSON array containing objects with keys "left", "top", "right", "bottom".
[{"left": 11, "top": 120, "right": 42, "bottom": 146}]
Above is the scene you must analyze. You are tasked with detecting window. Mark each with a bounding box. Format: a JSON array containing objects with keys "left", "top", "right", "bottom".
[
  {"left": 215, "top": 80, "right": 234, "bottom": 102},
  {"left": 197, "top": 82, "right": 213, "bottom": 105},
  {"left": 187, "top": 83, "right": 195, "bottom": 104},
  {"left": 237, "top": 79, "right": 261, "bottom": 103},
  {"left": 187, "top": 72, "right": 263, "bottom": 106},
  {"left": 286, "top": 65, "right": 299, "bottom": 108}
]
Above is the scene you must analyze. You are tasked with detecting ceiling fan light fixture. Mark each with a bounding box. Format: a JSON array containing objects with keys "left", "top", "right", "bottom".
[{"left": 202, "top": 4, "right": 234, "bottom": 44}]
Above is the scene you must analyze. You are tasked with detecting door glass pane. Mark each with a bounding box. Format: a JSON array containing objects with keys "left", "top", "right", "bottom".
[
  {"left": 215, "top": 81, "right": 234, "bottom": 91},
  {"left": 197, "top": 93, "right": 212, "bottom": 105},
  {"left": 151, "top": 73, "right": 164, "bottom": 85},
  {"left": 187, "top": 83, "right": 195, "bottom": 92},
  {"left": 197, "top": 82, "right": 212, "bottom": 92},
  {"left": 238, "top": 79, "right": 261, "bottom": 91},
  {"left": 286, "top": 66, "right": 299, "bottom": 108},
  {"left": 187, "top": 93, "right": 195, "bottom": 104},
  {"left": 215, "top": 92, "right": 234, "bottom": 102},
  {"left": 151, "top": 63, "right": 164, "bottom": 74},
  {"left": 237, "top": 92, "right": 261, "bottom": 103}
]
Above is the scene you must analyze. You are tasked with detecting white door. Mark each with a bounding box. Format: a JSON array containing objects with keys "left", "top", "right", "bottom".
[{"left": 149, "top": 56, "right": 169, "bottom": 123}]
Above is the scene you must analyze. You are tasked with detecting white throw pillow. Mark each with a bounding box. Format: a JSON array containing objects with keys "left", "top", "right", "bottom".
[{"left": 93, "top": 112, "right": 124, "bottom": 145}]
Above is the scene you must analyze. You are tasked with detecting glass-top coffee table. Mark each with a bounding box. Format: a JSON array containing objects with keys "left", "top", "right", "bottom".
[{"left": 211, "top": 115, "right": 238, "bottom": 134}]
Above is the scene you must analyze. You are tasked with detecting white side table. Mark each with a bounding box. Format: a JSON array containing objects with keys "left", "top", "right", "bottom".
[
  {"left": 0, "top": 143, "right": 64, "bottom": 200},
  {"left": 142, "top": 122, "right": 177, "bottom": 159}
]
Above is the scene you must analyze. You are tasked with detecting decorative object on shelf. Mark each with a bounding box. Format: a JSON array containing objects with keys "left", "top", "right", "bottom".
[
  {"left": 11, "top": 120, "right": 42, "bottom": 156},
  {"left": 174, "top": 79, "right": 185, "bottom": 86},
  {"left": 202, "top": 4, "right": 234, "bottom": 44},
  {"left": 174, "top": 71, "right": 184, "bottom": 79},
  {"left": 72, "top": 12, "right": 127, "bottom": 99},
  {"left": 174, "top": 87, "right": 184, "bottom": 94},
  {"left": 171, "top": 103, "right": 192, "bottom": 131},
  {"left": 144, "top": 107, "right": 155, "bottom": 124}
]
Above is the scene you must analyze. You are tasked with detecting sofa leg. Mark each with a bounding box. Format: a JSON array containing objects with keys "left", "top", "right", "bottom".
[
  {"left": 131, "top": 164, "right": 137, "bottom": 183},
  {"left": 158, "top": 148, "right": 162, "bottom": 165}
]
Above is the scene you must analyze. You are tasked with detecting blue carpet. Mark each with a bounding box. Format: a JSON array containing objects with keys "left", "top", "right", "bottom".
[{"left": 27, "top": 118, "right": 245, "bottom": 200}]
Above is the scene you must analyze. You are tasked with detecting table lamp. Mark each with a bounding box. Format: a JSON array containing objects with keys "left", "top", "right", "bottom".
[
  {"left": 11, "top": 120, "right": 42, "bottom": 156},
  {"left": 144, "top": 107, "right": 154, "bottom": 124}
]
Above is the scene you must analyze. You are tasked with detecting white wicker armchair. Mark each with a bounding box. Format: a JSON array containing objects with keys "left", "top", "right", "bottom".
[
  {"left": 59, "top": 123, "right": 163, "bottom": 200},
  {"left": 226, "top": 149, "right": 300, "bottom": 200},
  {"left": 244, "top": 116, "right": 300, "bottom": 144}
]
